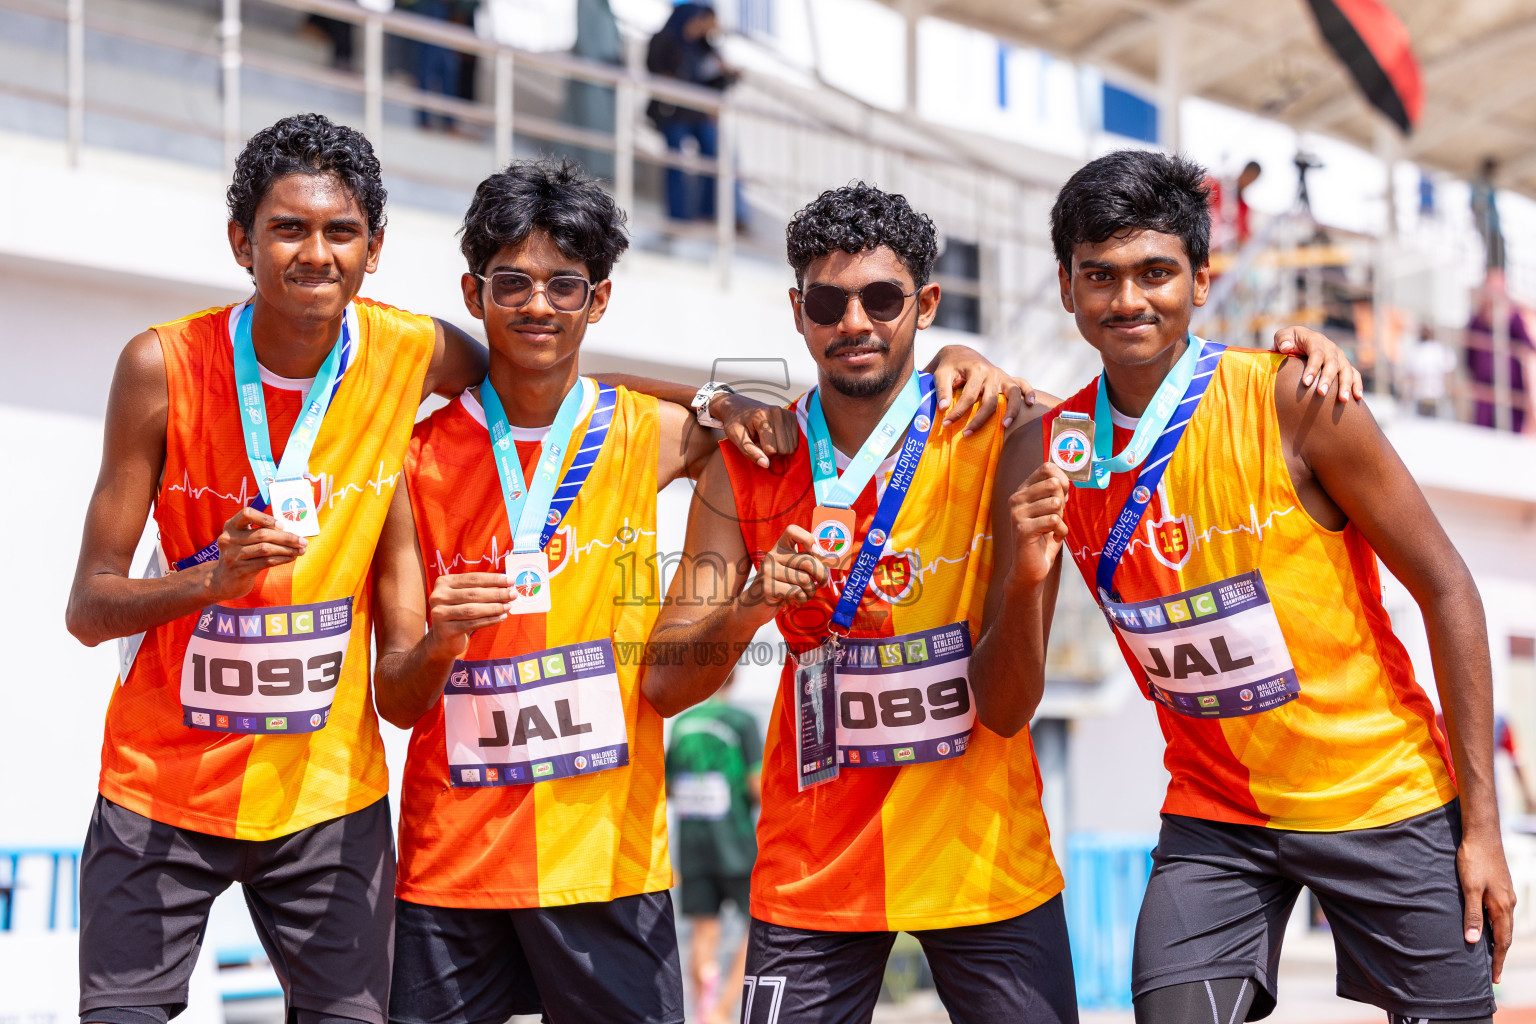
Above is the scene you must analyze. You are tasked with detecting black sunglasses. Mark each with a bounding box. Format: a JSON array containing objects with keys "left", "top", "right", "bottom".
[
  {"left": 473, "top": 270, "right": 593, "bottom": 312},
  {"left": 797, "top": 281, "right": 918, "bottom": 327}
]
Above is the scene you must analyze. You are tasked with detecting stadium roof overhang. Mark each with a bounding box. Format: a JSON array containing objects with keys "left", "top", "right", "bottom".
[{"left": 876, "top": 0, "right": 1536, "bottom": 196}]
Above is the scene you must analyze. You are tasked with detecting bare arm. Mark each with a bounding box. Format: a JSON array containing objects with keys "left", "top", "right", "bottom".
[
  {"left": 422, "top": 318, "right": 490, "bottom": 402},
  {"left": 968, "top": 415, "right": 1068, "bottom": 737},
  {"left": 601, "top": 372, "right": 799, "bottom": 477},
  {"left": 66, "top": 331, "right": 306, "bottom": 647},
  {"left": 372, "top": 481, "right": 512, "bottom": 729},
  {"left": 641, "top": 450, "right": 831, "bottom": 717},
  {"left": 1275, "top": 356, "right": 1515, "bottom": 978}
]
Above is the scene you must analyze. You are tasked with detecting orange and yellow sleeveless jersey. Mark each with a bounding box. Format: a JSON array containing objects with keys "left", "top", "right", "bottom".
[
  {"left": 719, "top": 399, "right": 1062, "bottom": 933},
  {"left": 1047, "top": 348, "right": 1456, "bottom": 832},
  {"left": 100, "top": 298, "right": 436, "bottom": 841},
  {"left": 396, "top": 385, "right": 670, "bottom": 909}
]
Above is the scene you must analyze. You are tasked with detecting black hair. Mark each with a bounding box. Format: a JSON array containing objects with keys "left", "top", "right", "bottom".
[
  {"left": 1049, "top": 150, "right": 1211, "bottom": 271},
  {"left": 460, "top": 158, "right": 629, "bottom": 281},
  {"left": 226, "top": 113, "right": 387, "bottom": 236},
  {"left": 785, "top": 182, "right": 938, "bottom": 287}
]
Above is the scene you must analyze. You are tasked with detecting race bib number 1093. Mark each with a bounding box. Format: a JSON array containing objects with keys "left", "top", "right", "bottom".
[{"left": 179, "top": 597, "right": 352, "bottom": 734}]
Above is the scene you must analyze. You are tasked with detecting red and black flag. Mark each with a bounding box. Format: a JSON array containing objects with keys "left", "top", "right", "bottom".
[{"left": 1304, "top": 0, "right": 1423, "bottom": 133}]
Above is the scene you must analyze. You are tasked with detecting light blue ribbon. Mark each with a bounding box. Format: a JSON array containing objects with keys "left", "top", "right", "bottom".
[
  {"left": 481, "top": 377, "right": 591, "bottom": 553},
  {"left": 230, "top": 302, "right": 351, "bottom": 505},
  {"left": 806, "top": 371, "right": 923, "bottom": 508},
  {"left": 1080, "top": 335, "right": 1207, "bottom": 490}
]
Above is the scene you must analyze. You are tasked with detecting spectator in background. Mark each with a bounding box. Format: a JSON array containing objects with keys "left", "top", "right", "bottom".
[
  {"left": 1466, "top": 301, "right": 1532, "bottom": 432},
  {"left": 304, "top": 11, "right": 355, "bottom": 71},
  {"left": 1472, "top": 156, "right": 1506, "bottom": 272},
  {"left": 665, "top": 672, "right": 760, "bottom": 1024},
  {"left": 1234, "top": 160, "right": 1260, "bottom": 244},
  {"left": 561, "top": 0, "right": 624, "bottom": 179},
  {"left": 1409, "top": 325, "right": 1455, "bottom": 418},
  {"left": 1207, "top": 160, "right": 1259, "bottom": 254},
  {"left": 645, "top": 2, "right": 743, "bottom": 224},
  {"left": 402, "top": 0, "right": 478, "bottom": 131}
]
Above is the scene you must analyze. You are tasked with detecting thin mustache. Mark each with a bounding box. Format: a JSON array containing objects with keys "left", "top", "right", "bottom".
[
  {"left": 825, "top": 338, "right": 889, "bottom": 357},
  {"left": 1101, "top": 316, "right": 1160, "bottom": 326}
]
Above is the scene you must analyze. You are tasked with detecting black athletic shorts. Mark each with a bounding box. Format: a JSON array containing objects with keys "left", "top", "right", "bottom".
[
  {"left": 741, "top": 894, "right": 1077, "bottom": 1024},
  {"left": 679, "top": 873, "right": 752, "bottom": 918},
  {"left": 1133, "top": 800, "right": 1496, "bottom": 1021},
  {"left": 390, "top": 891, "right": 685, "bottom": 1024},
  {"left": 79, "top": 794, "right": 395, "bottom": 1024}
]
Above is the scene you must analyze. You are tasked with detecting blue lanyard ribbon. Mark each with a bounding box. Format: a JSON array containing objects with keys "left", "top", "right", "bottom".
[
  {"left": 1094, "top": 341, "right": 1225, "bottom": 602},
  {"left": 1080, "top": 335, "right": 1207, "bottom": 490},
  {"left": 481, "top": 377, "right": 617, "bottom": 553},
  {"left": 807, "top": 372, "right": 922, "bottom": 508},
  {"left": 809, "top": 373, "right": 936, "bottom": 634},
  {"left": 173, "top": 302, "right": 355, "bottom": 572}
]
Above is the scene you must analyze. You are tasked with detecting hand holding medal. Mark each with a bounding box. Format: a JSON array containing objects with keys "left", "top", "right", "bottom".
[{"left": 742, "top": 525, "right": 837, "bottom": 623}]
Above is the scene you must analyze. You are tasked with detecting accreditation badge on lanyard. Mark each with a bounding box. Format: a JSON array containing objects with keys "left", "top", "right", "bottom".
[
  {"left": 174, "top": 302, "right": 357, "bottom": 734},
  {"left": 794, "top": 372, "right": 938, "bottom": 791},
  {"left": 480, "top": 376, "right": 616, "bottom": 614}
]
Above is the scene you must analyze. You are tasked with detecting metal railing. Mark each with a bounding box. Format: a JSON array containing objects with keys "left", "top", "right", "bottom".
[
  {"left": 0, "top": 0, "right": 1064, "bottom": 333},
  {"left": 1198, "top": 203, "right": 1535, "bottom": 435}
]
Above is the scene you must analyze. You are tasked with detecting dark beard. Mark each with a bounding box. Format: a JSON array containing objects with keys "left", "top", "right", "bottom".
[
  {"left": 822, "top": 334, "right": 906, "bottom": 398},
  {"left": 825, "top": 361, "right": 906, "bottom": 398}
]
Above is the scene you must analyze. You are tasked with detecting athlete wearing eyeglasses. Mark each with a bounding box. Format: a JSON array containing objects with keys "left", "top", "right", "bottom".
[{"left": 367, "top": 161, "right": 1025, "bottom": 1024}]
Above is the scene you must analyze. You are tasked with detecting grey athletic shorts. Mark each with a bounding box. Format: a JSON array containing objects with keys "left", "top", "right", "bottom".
[
  {"left": 389, "top": 891, "right": 684, "bottom": 1024},
  {"left": 79, "top": 795, "right": 395, "bottom": 1024},
  {"left": 742, "top": 894, "right": 1078, "bottom": 1024},
  {"left": 1133, "top": 800, "right": 1495, "bottom": 1021}
]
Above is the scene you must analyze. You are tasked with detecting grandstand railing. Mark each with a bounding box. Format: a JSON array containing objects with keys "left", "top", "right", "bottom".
[{"left": 0, "top": 0, "right": 1059, "bottom": 322}]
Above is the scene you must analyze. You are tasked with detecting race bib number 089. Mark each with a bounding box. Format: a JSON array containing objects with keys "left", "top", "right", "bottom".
[
  {"left": 835, "top": 622, "right": 974, "bottom": 767},
  {"left": 179, "top": 597, "right": 352, "bottom": 734},
  {"left": 1103, "top": 569, "right": 1299, "bottom": 719}
]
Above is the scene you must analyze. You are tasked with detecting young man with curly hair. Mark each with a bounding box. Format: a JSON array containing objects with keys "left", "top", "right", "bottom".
[
  {"left": 1009, "top": 149, "right": 1513, "bottom": 1024},
  {"left": 366, "top": 161, "right": 1022, "bottom": 1024},
  {"left": 65, "top": 112, "right": 492, "bottom": 1024},
  {"left": 636, "top": 182, "right": 1079, "bottom": 1023}
]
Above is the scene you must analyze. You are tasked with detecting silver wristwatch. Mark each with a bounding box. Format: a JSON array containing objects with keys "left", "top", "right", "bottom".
[{"left": 691, "top": 381, "right": 735, "bottom": 428}]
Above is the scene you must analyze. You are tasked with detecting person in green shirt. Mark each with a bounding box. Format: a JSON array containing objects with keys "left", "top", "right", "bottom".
[{"left": 665, "top": 672, "right": 762, "bottom": 1024}]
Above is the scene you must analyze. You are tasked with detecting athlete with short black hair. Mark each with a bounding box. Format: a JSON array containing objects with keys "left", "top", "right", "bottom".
[
  {"left": 1008, "top": 148, "right": 1513, "bottom": 1024},
  {"left": 368, "top": 160, "right": 1024, "bottom": 1024},
  {"left": 66, "top": 112, "right": 491, "bottom": 1024}
]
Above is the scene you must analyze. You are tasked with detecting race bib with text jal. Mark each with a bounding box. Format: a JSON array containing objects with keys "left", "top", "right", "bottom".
[
  {"left": 1103, "top": 570, "right": 1299, "bottom": 719},
  {"left": 444, "top": 638, "right": 629, "bottom": 787}
]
